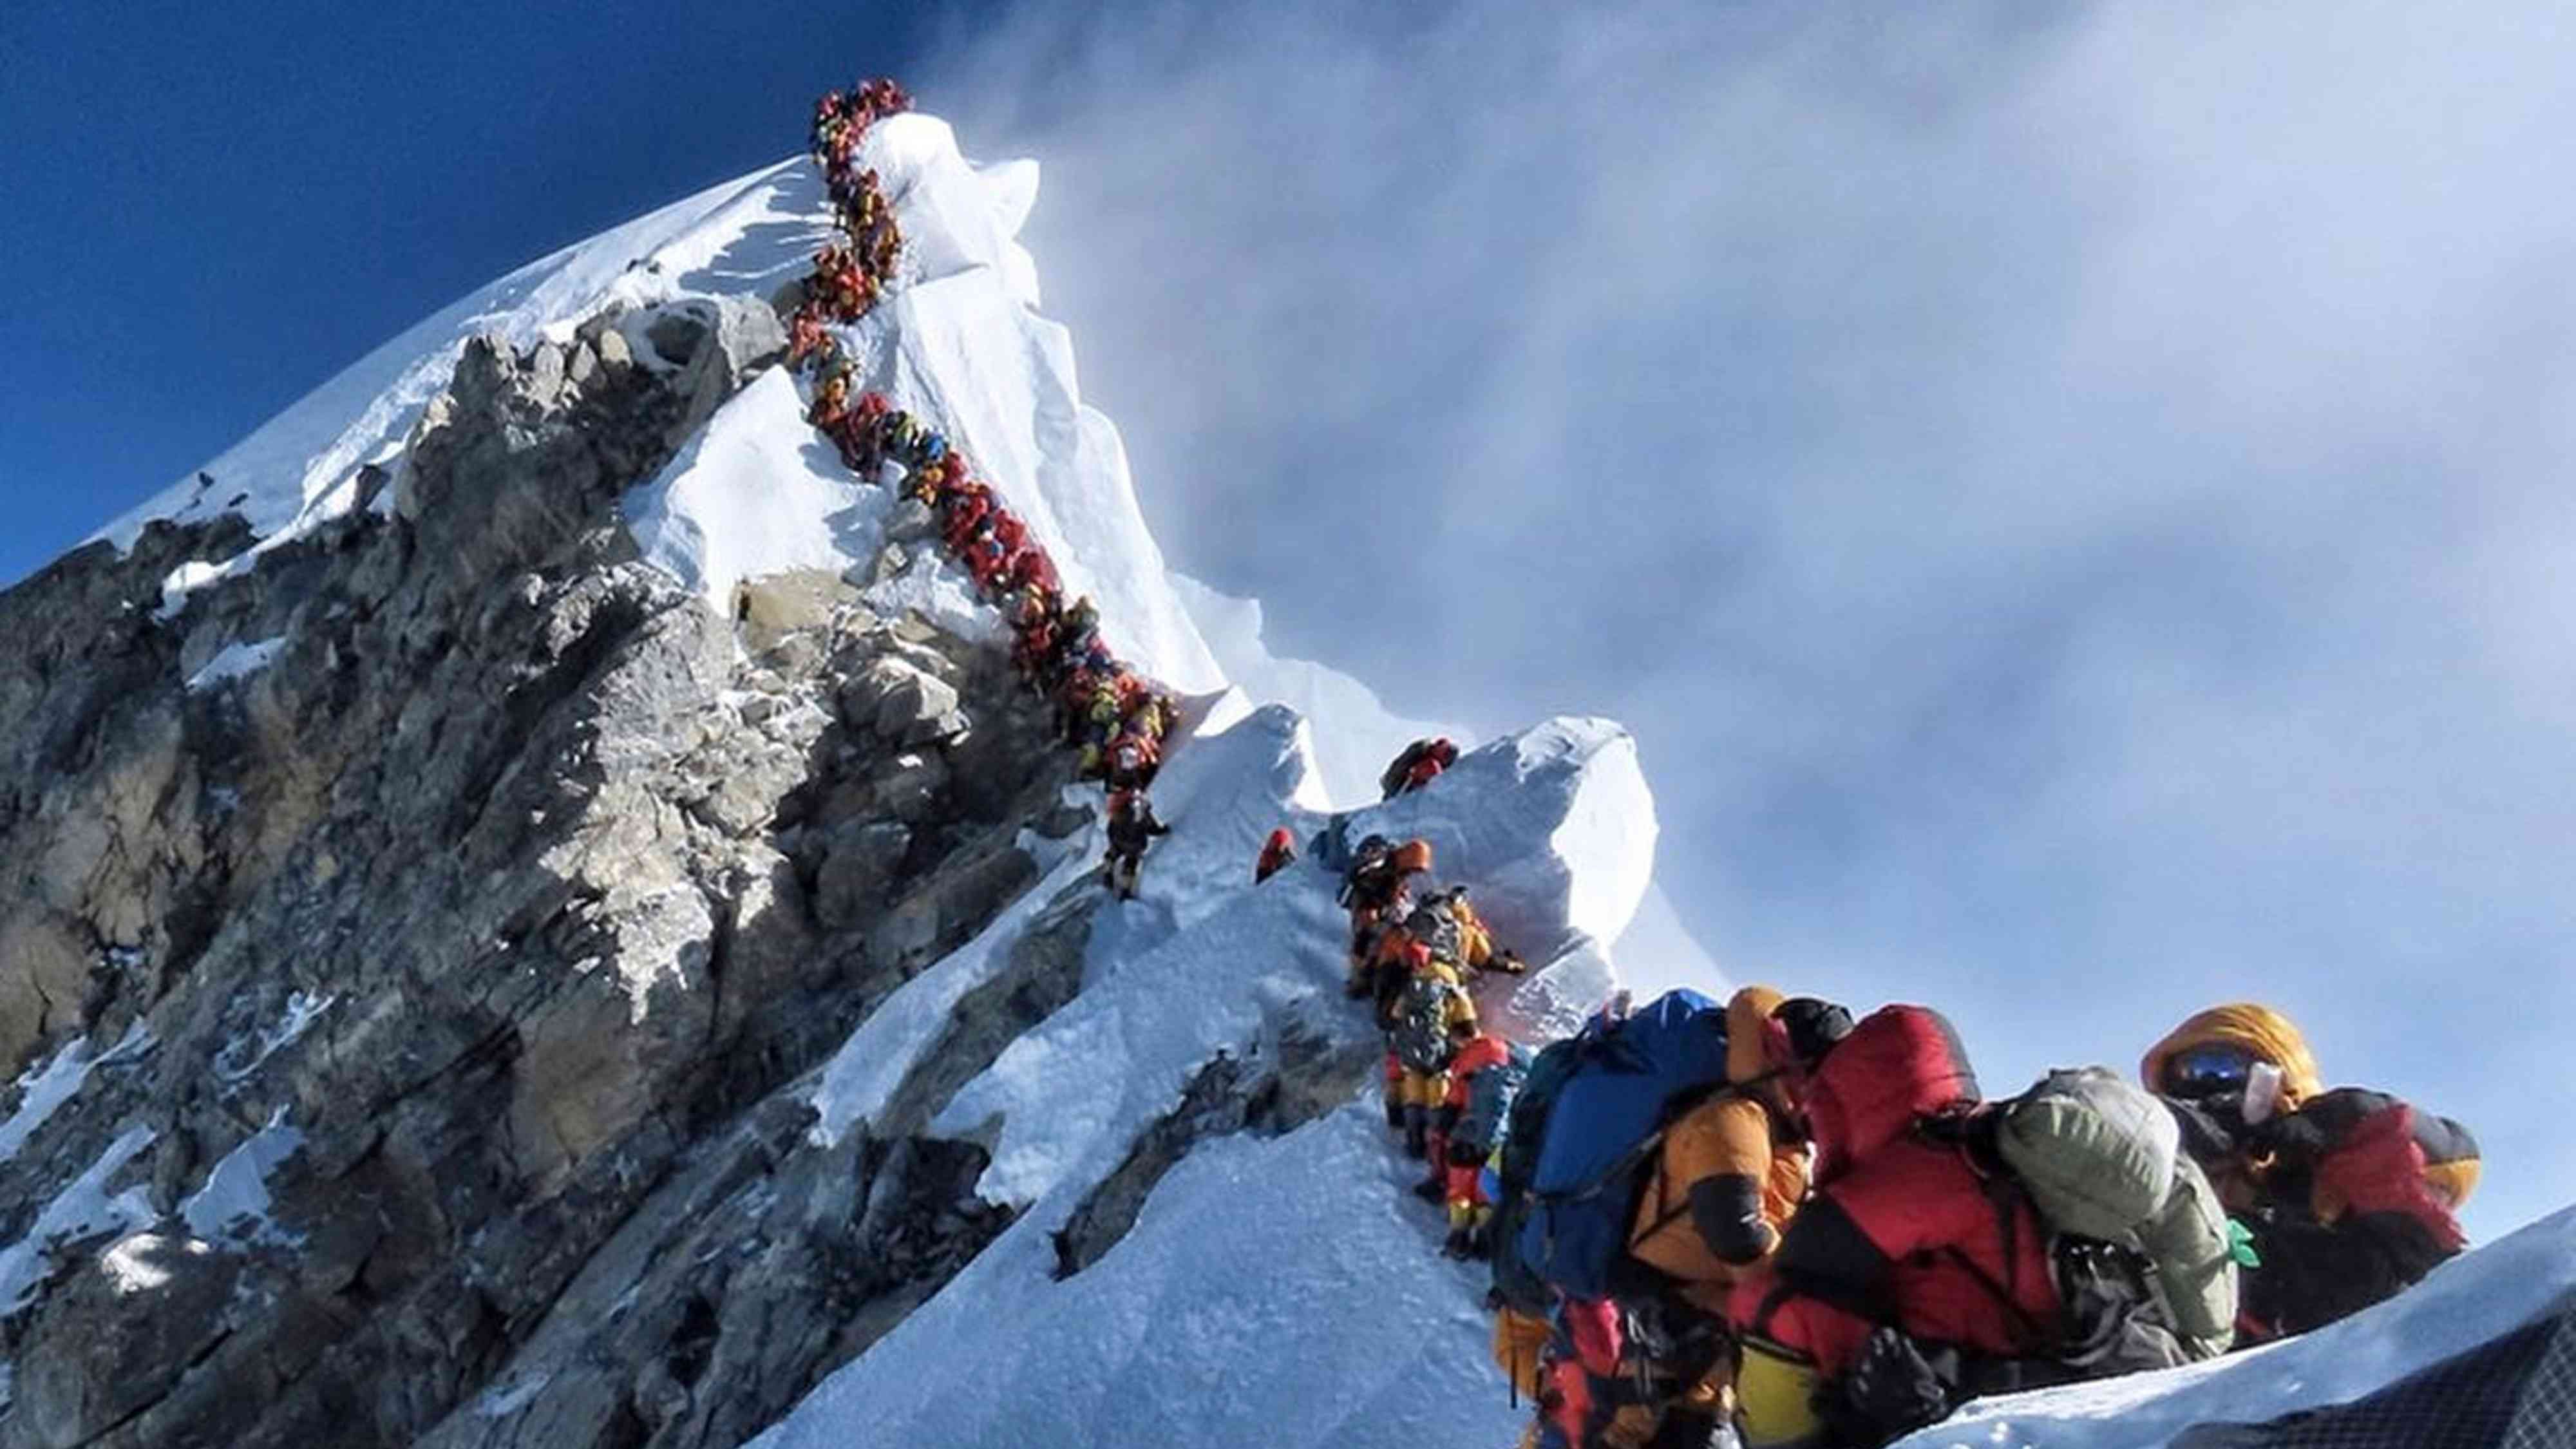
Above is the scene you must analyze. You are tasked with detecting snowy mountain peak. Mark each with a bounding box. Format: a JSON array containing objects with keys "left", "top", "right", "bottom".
[{"left": 0, "top": 91, "right": 1676, "bottom": 1449}]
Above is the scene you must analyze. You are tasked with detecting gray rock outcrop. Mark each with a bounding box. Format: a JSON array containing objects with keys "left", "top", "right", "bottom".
[{"left": 0, "top": 313, "right": 1121, "bottom": 1449}]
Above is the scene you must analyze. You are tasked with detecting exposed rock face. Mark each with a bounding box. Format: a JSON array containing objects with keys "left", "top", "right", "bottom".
[{"left": 0, "top": 314, "right": 1112, "bottom": 1448}]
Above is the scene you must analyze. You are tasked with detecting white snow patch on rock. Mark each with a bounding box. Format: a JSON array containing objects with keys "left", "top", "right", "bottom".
[
  {"left": 184, "top": 636, "right": 285, "bottom": 692},
  {"left": 0, "top": 1041, "right": 95, "bottom": 1166},
  {"left": 806, "top": 845, "right": 1092, "bottom": 1149},
  {"left": 180, "top": 1108, "right": 305, "bottom": 1247},
  {"left": 473, "top": 1371, "right": 555, "bottom": 1421},
  {"left": 211, "top": 990, "right": 334, "bottom": 1084},
  {"left": 0, "top": 1124, "right": 157, "bottom": 1310},
  {"left": 0, "top": 1023, "right": 153, "bottom": 1166}
]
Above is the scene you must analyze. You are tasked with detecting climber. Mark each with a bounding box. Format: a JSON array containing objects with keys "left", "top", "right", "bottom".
[
  {"left": 1437, "top": 1019, "right": 1522, "bottom": 1257},
  {"left": 966, "top": 529, "right": 1016, "bottom": 593},
  {"left": 1123, "top": 685, "right": 1173, "bottom": 750},
  {"left": 1730, "top": 1005, "right": 2054, "bottom": 1448},
  {"left": 806, "top": 365, "right": 854, "bottom": 433},
  {"left": 1007, "top": 544, "right": 1059, "bottom": 605},
  {"left": 1043, "top": 598, "right": 1103, "bottom": 692},
  {"left": 1426, "top": 884, "right": 1527, "bottom": 977},
  {"left": 2143, "top": 1003, "right": 2479, "bottom": 1343},
  {"left": 1627, "top": 989, "right": 1848, "bottom": 1321},
  {"left": 1341, "top": 838, "right": 1432, "bottom": 996},
  {"left": 1078, "top": 674, "right": 1131, "bottom": 777},
  {"left": 1010, "top": 596, "right": 1057, "bottom": 683},
  {"left": 1255, "top": 828, "right": 1298, "bottom": 884},
  {"left": 1535, "top": 992, "right": 1844, "bottom": 1449},
  {"left": 1338, "top": 834, "right": 1396, "bottom": 995},
  {"left": 941, "top": 480, "right": 994, "bottom": 551},
  {"left": 1390, "top": 938, "right": 1475, "bottom": 1160},
  {"left": 789, "top": 307, "right": 837, "bottom": 366},
  {"left": 1528, "top": 1293, "right": 1739, "bottom": 1449},
  {"left": 1104, "top": 731, "right": 1160, "bottom": 791},
  {"left": 1102, "top": 788, "right": 1170, "bottom": 902},
  {"left": 1379, "top": 737, "right": 1460, "bottom": 801}
]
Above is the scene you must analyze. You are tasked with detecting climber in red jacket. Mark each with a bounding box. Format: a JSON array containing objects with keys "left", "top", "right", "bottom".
[
  {"left": 1732, "top": 1005, "right": 2059, "bottom": 1449},
  {"left": 1255, "top": 828, "right": 1297, "bottom": 884}
]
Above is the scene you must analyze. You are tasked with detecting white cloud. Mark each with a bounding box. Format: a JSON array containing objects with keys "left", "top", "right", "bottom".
[{"left": 923, "top": 0, "right": 2576, "bottom": 1238}]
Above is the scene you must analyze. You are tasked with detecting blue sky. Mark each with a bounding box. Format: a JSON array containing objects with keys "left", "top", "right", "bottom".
[{"left": 5, "top": 1, "right": 2569, "bottom": 1238}]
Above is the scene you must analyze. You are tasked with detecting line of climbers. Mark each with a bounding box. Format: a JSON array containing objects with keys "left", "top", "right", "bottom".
[
  {"left": 783, "top": 77, "right": 1185, "bottom": 897},
  {"left": 1261, "top": 756, "right": 2483, "bottom": 1449},
  {"left": 787, "top": 77, "right": 912, "bottom": 361}
]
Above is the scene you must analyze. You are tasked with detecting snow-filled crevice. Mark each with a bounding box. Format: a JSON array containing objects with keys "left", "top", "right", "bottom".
[
  {"left": 1050, "top": 1012, "right": 1377, "bottom": 1281},
  {"left": 867, "top": 880, "right": 1093, "bottom": 1143}
]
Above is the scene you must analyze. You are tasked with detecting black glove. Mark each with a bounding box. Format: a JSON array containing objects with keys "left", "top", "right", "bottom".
[{"left": 1822, "top": 1328, "right": 1958, "bottom": 1447}]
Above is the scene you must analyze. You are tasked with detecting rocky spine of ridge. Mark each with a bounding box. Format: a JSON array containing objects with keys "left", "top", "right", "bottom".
[{"left": 0, "top": 293, "right": 1339, "bottom": 1449}]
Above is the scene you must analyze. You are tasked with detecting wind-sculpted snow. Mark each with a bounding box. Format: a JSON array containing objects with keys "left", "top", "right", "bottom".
[
  {"left": 623, "top": 369, "right": 884, "bottom": 611},
  {"left": 1895, "top": 1205, "right": 2576, "bottom": 1448},
  {"left": 1176, "top": 574, "right": 1725, "bottom": 1001},
  {"left": 757, "top": 708, "right": 1646, "bottom": 1449}
]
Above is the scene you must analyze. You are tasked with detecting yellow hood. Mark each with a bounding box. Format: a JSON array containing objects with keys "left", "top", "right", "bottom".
[
  {"left": 1726, "top": 985, "right": 1787, "bottom": 1086},
  {"left": 2142, "top": 1002, "right": 2323, "bottom": 1107}
]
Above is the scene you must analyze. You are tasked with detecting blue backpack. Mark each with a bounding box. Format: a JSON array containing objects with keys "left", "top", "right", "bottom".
[
  {"left": 1454, "top": 1041, "right": 1535, "bottom": 1160},
  {"left": 1513, "top": 989, "right": 1731, "bottom": 1302}
]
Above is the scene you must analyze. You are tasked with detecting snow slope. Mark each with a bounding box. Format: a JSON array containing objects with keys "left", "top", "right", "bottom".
[{"left": 762, "top": 705, "right": 1651, "bottom": 1449}]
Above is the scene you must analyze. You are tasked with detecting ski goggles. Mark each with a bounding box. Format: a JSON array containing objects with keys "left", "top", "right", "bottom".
[{"left": 2161, "top": 1041, "right": 2260, "bottom": 1099}]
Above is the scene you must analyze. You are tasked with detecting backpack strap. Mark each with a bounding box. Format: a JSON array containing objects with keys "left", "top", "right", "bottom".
[{"left": 1624, "top": 1079, "right": 1772, "bottom": 1247}]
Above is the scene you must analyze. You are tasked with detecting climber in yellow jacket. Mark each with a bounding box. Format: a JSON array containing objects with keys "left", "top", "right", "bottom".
[
  {"left": 1626, "top": 986, "right": 1844, "bottom": 1318},
  {"left": 1388, "top": 941, "right": 1476, "bottom": 1160}
]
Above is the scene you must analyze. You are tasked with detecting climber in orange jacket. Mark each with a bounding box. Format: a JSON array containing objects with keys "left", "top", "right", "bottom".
[
  {"left": 2143, "top": 1003, "right": 2480, "bottom": 1343},
  {"left": 1341, "top": 837, "right": 1432, "bottom": 995},
  {"left": 1627, "top": 988, "right": 1846, "bottom": 1319}
]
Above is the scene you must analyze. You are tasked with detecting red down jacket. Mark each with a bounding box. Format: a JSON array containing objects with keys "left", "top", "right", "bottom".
[{"left": 1733, "top": 1006, "right": 2058, "bottom": 1442}]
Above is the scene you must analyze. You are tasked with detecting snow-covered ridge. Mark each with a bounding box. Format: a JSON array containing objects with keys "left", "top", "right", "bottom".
[{"left": 91, "top": 157, "right": 825, "bottom": 559}]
